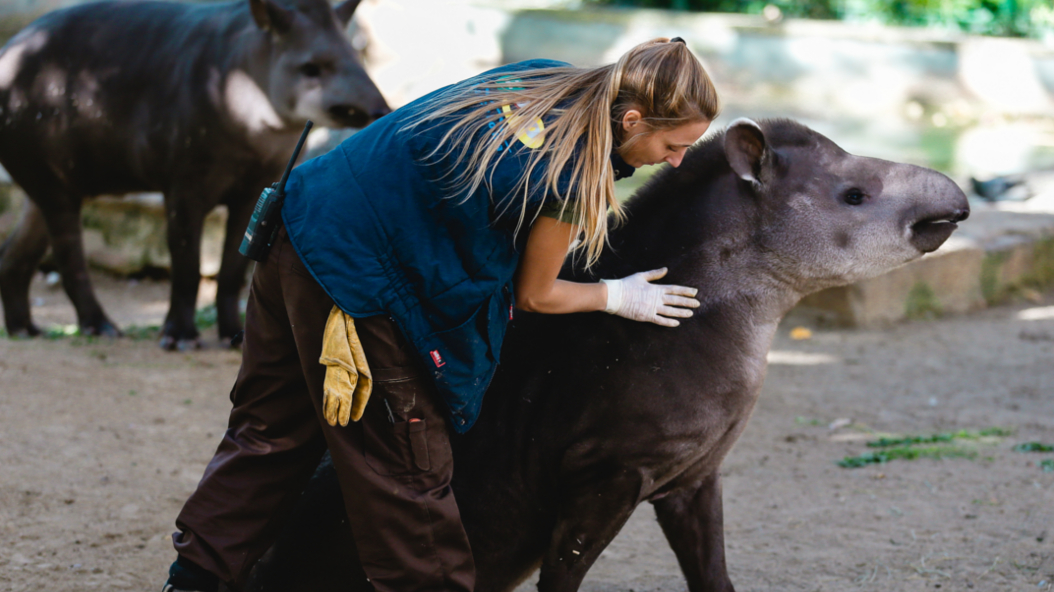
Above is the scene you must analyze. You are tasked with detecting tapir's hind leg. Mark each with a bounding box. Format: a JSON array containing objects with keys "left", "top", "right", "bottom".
[
  {"left": 651, "top": 473, "right": 734, "bottom": 592},
  {"left": 0, "top": 201, "right": 50, "bottom": 336},
  {"left": 536, "top": 480, "right": 639, "bottom": 592},
  {"left": 215, "top": 194, "right": 254, "bottom": 346},
  {"left": 32, "top": 192, "right": 120, "bottom": 337}
]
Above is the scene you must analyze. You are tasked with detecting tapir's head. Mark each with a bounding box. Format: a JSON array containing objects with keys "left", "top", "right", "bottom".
[
  {"left": 722, "top": 118, "right": 969, "bottom": 292},
  {"left": 248, "top": 0, "right": 389, "bottom": 129}
]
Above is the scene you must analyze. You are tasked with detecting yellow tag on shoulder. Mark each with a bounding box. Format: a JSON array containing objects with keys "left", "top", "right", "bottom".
[{"left": 501, "top": 104, "right": 545, "bottom": 149}]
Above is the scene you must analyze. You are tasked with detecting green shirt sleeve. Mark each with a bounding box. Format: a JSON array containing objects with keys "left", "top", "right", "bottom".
[{"left": 537, "top": 199, "right": 577, "bottom": 225}]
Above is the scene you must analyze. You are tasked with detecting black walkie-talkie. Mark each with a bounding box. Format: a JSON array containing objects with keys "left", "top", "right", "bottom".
[{"left": 239, "top": 120, "right": 313, "bottom": 262}]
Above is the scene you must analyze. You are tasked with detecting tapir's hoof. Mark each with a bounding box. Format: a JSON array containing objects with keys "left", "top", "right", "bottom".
[
  {"left": 159, "top": 334, "right": 203, "bottom": 351},
  {"left": 7, "top": 323, "right": 42, "bottom": 338},
  {"left": 81, "top": 320, "right": 122, "bottom": 338}
]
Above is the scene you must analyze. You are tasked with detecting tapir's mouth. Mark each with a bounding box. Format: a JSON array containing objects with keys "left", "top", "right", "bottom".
[
  {"left": 910, "top": 208, "right": 970, "bottom": 253},
  {"left": 328, "top": 105, "right": 372, "bottom": 128}
]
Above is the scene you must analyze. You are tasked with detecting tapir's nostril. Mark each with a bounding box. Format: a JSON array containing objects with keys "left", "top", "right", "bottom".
[{"left": 952, "top": 208, "right": 969, "bottom": 223}]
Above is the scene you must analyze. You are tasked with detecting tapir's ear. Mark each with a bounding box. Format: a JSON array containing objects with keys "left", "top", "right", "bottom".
[
  {"left": 249, "top": 0, "right": 294, "bottom": 34},
  {"left": 723, "top": 118, "right": 768, "bottom": 185},
  {"left": 334, "top": 0, "right": 362, "bottom": 26}
]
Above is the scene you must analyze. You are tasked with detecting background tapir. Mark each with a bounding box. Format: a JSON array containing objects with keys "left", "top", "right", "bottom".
[
  {"left": 0, "top": 0, "right": 389, "bottom": 349},
  {"left": 241, "top": 118, "right": 970, "bottom": 592}
]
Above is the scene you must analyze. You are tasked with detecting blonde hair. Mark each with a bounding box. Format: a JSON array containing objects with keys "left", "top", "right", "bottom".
[{"left": 405, "top": 38, "right": 719, "bottom": 267}]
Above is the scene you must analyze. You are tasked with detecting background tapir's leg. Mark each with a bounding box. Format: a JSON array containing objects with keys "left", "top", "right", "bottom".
[
  {"left": 651, "top": 473, "right": 734, "bottom": 592},
  {"left": 161, "top": 190, "right": 208, "bottom": 350},
  {"left": 0, "top": 201, "right": 50, "bottom": 336},
  {"left": 215, "top": 194, "right": 255, "bottom": 345},
  {"left": 36, "top": 193, "right": 120, "bottom": 336},
  {"left": 536, "top": 481, "right": 639, "bottom": 592}
]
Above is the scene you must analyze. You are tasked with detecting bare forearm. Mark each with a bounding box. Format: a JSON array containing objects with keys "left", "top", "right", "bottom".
[{"left": 516, "top": 279, "right": 607, "bottom": 314}]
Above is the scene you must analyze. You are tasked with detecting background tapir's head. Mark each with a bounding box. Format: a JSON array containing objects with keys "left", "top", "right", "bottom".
[
  {"left": 722, "top": 118, "right": 969, "bottom": 293},
  {"left": 247, "top": 0, "right": 389, "bottom": 129}
]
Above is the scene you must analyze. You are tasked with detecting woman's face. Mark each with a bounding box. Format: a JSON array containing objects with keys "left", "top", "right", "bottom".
[{"left": 618, "top": 110, "right": 711, "bottom": 169}]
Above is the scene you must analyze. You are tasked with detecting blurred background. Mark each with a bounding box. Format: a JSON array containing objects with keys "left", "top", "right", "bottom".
[{"left": 2, "top": 5, "right": 1053, "bottom": 591}]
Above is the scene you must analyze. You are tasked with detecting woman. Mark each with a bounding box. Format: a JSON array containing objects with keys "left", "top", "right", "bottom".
[{"left": 163, "top": 37, "right": 719, "bottom": 592}]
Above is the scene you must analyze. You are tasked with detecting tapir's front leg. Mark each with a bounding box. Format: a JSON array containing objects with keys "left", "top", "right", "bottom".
[
  {"left": 536, "top": 479, "right": 639, "bottom": 592},
  {"left": 161, "top": 189, "right": 208, "bottom": 350},
  {"left": 651, "top": 472, "right": 734, "bottom": 592}
]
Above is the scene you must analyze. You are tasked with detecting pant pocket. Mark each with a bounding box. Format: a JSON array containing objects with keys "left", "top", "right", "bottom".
[
  {"left": 408, "top": 419, "right": 430, "bottom": 472},
  {"left": 363, "top": 377, "right": 418, "bottom": 477}
]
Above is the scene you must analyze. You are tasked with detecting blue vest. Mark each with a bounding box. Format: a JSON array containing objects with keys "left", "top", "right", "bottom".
[{"left": 283, "top": 60, "right": 572, "bottom": 433}]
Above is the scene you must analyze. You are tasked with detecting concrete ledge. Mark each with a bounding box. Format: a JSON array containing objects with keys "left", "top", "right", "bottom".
[{"left": 797, "top": 243, "right": 986, "bottom": 326}]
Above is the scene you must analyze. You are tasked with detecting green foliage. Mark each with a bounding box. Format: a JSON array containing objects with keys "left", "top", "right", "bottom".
[
  {"left": 126, "top": 324, "right": 161, "bottom": 341},
  {"left": 1041, "top": 459, "right": 1054, "bottom": 472},
  {"left": 593, "top": 0, "right": 838, "bottom": 18},
  {"left": 195, "top": 304, "right": 218, "bottom": 330},
  {"left": 43, "top": 324, "right": 80, "bottom": 340},
  {"left": 868, "top": 427, "right": 1012, "bottom": 447},
  {"left": 1012, "top": 441, "right": 1054, "bottom": 452},
  {"left": 839, "top": 427, "right": 1009, "bottom": 468},
  {"left": 586, "top": 0, "right": 1054, "bottom": 37},
  {"left": 846, "top": 0, "right": 1051, "bottom": 37},
  {"left": 905, "top": 281, "right": 942, "bottom": 320},
  {"left": 839, "top": 444, "right": 976, "bottom": 467}
]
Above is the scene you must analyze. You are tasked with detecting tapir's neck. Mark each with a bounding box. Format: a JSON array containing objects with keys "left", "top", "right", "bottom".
[{"left": 594, "top": 162, "right": 805, "bottom": 328}]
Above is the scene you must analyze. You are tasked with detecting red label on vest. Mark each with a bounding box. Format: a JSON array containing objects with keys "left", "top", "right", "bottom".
[
  {"left": 430, "top": 350, "right": 445, "bottom": 368},
  {"left": 509, "top": 305, "right": 514, "bottom": 320}
]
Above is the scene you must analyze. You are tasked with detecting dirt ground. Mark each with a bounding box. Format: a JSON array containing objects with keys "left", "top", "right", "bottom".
[{"left": 1, "top": 272, "right": 1052, "bottom": 592}]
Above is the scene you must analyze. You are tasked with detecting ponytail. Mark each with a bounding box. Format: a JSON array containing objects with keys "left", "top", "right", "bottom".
[{"left": 404, "top": 38, "right": 719, "bottom": 268}]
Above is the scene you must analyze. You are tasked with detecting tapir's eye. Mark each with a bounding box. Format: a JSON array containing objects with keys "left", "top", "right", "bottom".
[
  {"left": 299, "top": 63, "right": 322, "bottom": 78},
  {"left": 843, "top": 189, "right": 866, "bottom": 206}
]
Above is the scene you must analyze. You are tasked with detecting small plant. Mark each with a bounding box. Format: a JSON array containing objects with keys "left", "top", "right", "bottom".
[
  {"left": 839, "top": 445, "right": 976, "bottom": 468},
  {"left": 838, "top": 427, "right": 1010, "bottom": 469},
  {"left": 1012, "top": 442, "right": 1054, "bottom": 453},
  {"left": 869, "top": 428, "right": 1012, "bottom": 448},
  {"left": 125, "top": 324, "right": 161, "bottom": 341},
  {"left": 43, "top": 324, "right": 80, "bottom": 340},
  {"left": 195, "top": 305, "right": 218, "bottom": 330}
]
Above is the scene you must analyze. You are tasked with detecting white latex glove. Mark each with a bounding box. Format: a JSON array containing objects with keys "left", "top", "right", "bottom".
[{"left": 600, "top": 268, "right": 699, "bottom": 327}]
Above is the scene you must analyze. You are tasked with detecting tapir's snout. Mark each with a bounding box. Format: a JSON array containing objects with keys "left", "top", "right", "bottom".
[{"left": 906, "top": 173, "right": 970, "bottom": 254}]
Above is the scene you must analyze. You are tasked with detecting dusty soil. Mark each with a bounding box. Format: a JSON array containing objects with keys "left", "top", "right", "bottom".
[{"left": 1, "top": 272, "right": 1052, "bottom": 592}]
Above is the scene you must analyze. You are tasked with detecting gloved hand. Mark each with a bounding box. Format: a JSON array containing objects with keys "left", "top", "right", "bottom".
[
  {"left": 319, "top": 306, "right": 373, "bottom": 426},
  {"left": 600, "top": 268, "right": 699, "bottom": 327}
]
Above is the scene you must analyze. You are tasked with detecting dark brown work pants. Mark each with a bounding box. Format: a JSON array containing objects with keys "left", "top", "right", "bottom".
[{"left": 173, "top": 225, "right": 475, "bottom": 592}]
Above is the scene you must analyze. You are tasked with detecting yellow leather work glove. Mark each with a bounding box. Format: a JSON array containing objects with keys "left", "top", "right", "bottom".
[{"left": 319, "top": 306, "right": 373, "bottom": 426}]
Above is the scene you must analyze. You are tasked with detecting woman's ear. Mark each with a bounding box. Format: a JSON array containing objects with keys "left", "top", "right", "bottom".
[{"left": 621, "top": 109, "right": 643, "bottom": 134}]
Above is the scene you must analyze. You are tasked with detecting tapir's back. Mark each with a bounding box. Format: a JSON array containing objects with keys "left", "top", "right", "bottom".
[{"left": 0, "top": 1, "right": 241, "bottom": 191}]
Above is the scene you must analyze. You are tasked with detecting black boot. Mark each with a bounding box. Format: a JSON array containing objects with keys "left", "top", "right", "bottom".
[{"left": 161, "top": 556, "right": 219, "bottom": 592}]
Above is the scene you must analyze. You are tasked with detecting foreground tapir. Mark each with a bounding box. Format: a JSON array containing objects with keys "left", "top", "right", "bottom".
[
  {"left": 0, "top": 0, "right": 388, "bottom": 348},
  {"left": 242, "top": 119, "right": 969, "bottom": 592}
]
